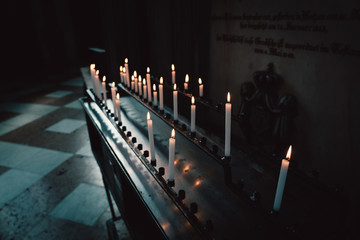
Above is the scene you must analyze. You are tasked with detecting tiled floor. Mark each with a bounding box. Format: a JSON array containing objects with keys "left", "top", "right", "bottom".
[{"left": 0, "top": 75, "right": 130, "bottom": 240}]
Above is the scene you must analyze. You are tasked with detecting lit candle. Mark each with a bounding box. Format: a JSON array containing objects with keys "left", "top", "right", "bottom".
[
  {"left": 225, "top": 92, "right": 231, "bottom": 157},
  {"left": 123, "top": 67, "right": 127, "bottom": 87},
  {"left": 171, "top": 64, "right": 175, "bottom": 84},
  {"left": 146, "top": 67, "right": 152, "bottom": 103},
  {"left": 134, "top": 71, "right": 138, "bottom": 93},
  {"left": 198, "top": 78, "right": 203, "bottom": 97},
  {"left": 90, "top": 64, "right": 96, "bottom": 87},
  {"left": 94, "top": 70, "right": 101, "bottom": 99},
  {"left": 168, "top": 129, "right": 176, "bottom": 182},
  {"left": 119, "top": 66, "right": 123, "bottom": 83},
  {"left": 147, "top": 112, "right": 156, "bottom": 161},
  {"left": 184, "top": 74, "right": 189, "bottom": 90},
  {"left": 111, "top": 82, "right": 116, "bottom": 113},
  {"left": 273, "top": 146, "right": 292, "bottom": 211},
  {"left": 116, "top": 93, "right": 121, "bottom": 121},
  {"left": 138, "top": 75, "right": 142, "bottom": 96},
  {"left": 191, "top": 96, "right": 196, "bottom": 133},
  {"left": 153, "top": 84, "right": 158, "bottom": 108},
  {"left": 159, "top": 77, "right": 164, "bottom": 111},
  {"left": 143, "top": 79, "right": 147, "bottom": 100},
  {"left": 101, "top": 76, "right": 108, "bottom": 108},
  {"left": 173, "top": 84, "right": 178, "bottom": 121},
  {"left": 125, "top": 58, "right": 130, "bottom": 88},
  {"left": 131, "top": 75, "right": 135, "bottom": 91}
]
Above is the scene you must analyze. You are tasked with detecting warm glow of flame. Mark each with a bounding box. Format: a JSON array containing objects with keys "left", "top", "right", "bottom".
[
  {"left": 143, "top": 79, "right": 146, "bottom": 85},
  {"left": 173, "top": 83, "right": 177, "bottom": 90},
  {"left": 131, "top": 75, "right": 134, "bottom": 81},
  {"left": 134, "top": 71, "right": 137, "bottom": 77},
  {"left": 112, "top": 82, "right": 115, "bottom": 87},
  {"left": 125, "top": 58, "right": 128, "bottom": 63},
  {"left": 90, "top": 64, "right": 95, "bottom": 69},
  {"left": 194, "top": 179, "right": 201, "bottom": 187},
  {"left": 286, "top": 145, "right": 292, "bottom": 160},
  {"left": 171, "top": 129, "right": 175, "bottom": 138},
  {"left": 147, "top": 67, "right": 150, "bottom": 73},
  {"left": 153, "top": 84, "right": 156, "bottom": 91},
  {"left": 116, "top": 93, "right": 120, "bottom": 99},
  {"left": 198, "top": 78, "right": 202, "bottom": 85},
  {"left": 174, "top": 159, "right": 178, "bottom": 165},
  {"left": 123, "top": 67, "right": 126, "bottom": 73},
  {"left": 171, "top": 64, "right": 175, "bottom": 71},
  {"left": 160, "top": 77, "right": 163, "bottom": 84},
  {"left": 138, "top": 75, "right": 142, "bottom": 82},
  {"left": 96, "top": 70, "right": 99, "bottom": 75},
  {"left": 185, "top": 74, "right": 189, "bottom": 83},
  {"left": 183, "top": 165, "right": 190, "bottom": 173},
  {"left": 119, "top": 66, "right": 122, "bottom": 71},
  {"left": 102, "top": 76, "right": 106, "bottom": 82},
  {"left": 147, "top": 112, "right": 150, "bottom": 120},
  {"left": 191, "top": 96, "right": 195, "bottom": 104},
  {"left": 227, "top": 92, "right": 231, "bottom": 102}
]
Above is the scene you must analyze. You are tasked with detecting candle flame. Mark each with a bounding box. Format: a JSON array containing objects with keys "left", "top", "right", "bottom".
[
  {"left": 171, "top": 64, "right": 175, "bottom": 71},
  {"left": 143, "top": 79, "right": 146, "bottom": 85},
  {"left": 198, "top": 78, "right": 202, "bottom": 85},
  {"left": 286, "top": 145, "right": 292, "bottom": 160},
  {"left": 119, "top": 66, "right": 123, "bottom": 71},
  {"left": 183, "top": 165, "right": 190, "bottom": 173},
  {"left": 134, "top": 71, "right": 137, "bottom": 77},
  {"left": 160, "top": 77, "right": 163, "bottom": 84},
  {"left": 153, "top": 84, "right": 156, "bottom": 91},
  {"left": 173, "top": 83, "right": 177, "bottom": 90},
  {"left": 227, "top": 92, "right": 231, "bottom": 102},
  {"left": 102, "top": 76, "right": 106, "bottom": 82},
  {"left": 191, "top": 96, "right": 195, "bottom": 104},
  {"left": 171, "top": 129, "right": 175, "bottom": 138},
  {"left": 112, "top": 82, "right": 115, "bottom": 87},
  {"left": 185, "top": 74, "right": 189, "bottom": 83},
  {"left": 147, "top": 67, "right": 150, "bottom": 73},
  {"left": 125, "top": 58, "right": 128, "bottom": 63},
  {"left": 147, "top": 112, "right": 150, "bottom": 120},
  {"left": 96, "top": 70, "right": 99, "bottom": 75},
  {"left": 90, "top": 64, "right": 95, "bottom": 69},
  {"left": 123, "top": 67, "right": 126, "bottom": 73},
  {"left": 194, "top": 179, "right": 201, "bottom": 187},
  {"left": 131, "top": 75, "right": 134, "bottom": 81},
  {"left": 138, "top": 75, "right": 142, "bottom": 82},
  {"left": 116, "top": 93, "right": 120, "bottom": 99}
]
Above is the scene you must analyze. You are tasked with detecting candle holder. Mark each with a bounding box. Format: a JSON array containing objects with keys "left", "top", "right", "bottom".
[
  {"left": 153, "top": 105, "right": 158, "bottom": 111},
  {"left": 221, "top": 156, "right": 231, "bottom": 163},
  {"left": 190, "top": 132, "right": 196, "bottom": 138},
  {"left": 158, "top": 167, "right": 165, "bottom": 176},
  {"left": 117, "top": 121, "right": 122, "bottom": 127},
  {"left": 151, "top": 159, "right": 156, "bottom": 167},
  {"left": 167, "top": 179, "right": 175, "bottom": 187},
  {"left": 159, "top": 110, "right": 164, "bottom": 115},
  {"left": 173, "top": 120, "right": 178, "bottom": 124}
]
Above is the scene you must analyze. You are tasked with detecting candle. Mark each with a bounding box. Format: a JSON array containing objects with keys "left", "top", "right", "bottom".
[
  {"left": 153, "top": 84, "right": 158, "bottom": 108},
  {"left": 134, "top": 71, "right": 138, "bottom": 93},
  {"left": 138, "top": 75, "right": 143, "bottom": 96},
  {"left": 171, "top": 64, "right": 175, "bottom": 84},
  {"left": 131, "top": 75, "right": 135, "bottom": 91},
  {"left": 198, "top": 78, "right": 203, "bottom": 97},
  {"left": 119, "top": 66, "right": 123, "bottom": 83},
  {"left": 143, "top": 79, "right": 147, "bottom": 100},
  {"left": 168, "top": 129, "right": 176, "bottom": 182},
  {"left": 173, "top": 84, "right": 178, "bottom": 121},
  {"left": 123, "top": 67, "right": 127, "bottom": 87},
  {"left": 159, "top": 77, "right": 164, "bottom": 111},
  {"left": 184, "top": 74, "right": 189, "bottom": 90},
  {"left": 225, "top": 92, "right": 231, "bottom": 157},
  {"left": 94, "top": 70, "right": 101, "bottom": 99},
  {"left": 125, "top": 58, "right": 130, "bottom": 88},
  {"left": 101, "top": 76, "right": 108, "bottom": 108},
  {"left": 191, "top": 96, "right": 196, "bottom": 133},
  {"left": 116, "top": 93, "right": 121, "bottom": 121},
  {"left": 146, "top": 67, "right": 152, "bottom": 103},
  {"left": 273, "top": 146, "right": 292, "bottom": 211},
  {"left": 90, "top": 64, "right": 96, "bottom": 88},
  {"left": 147, "top": 112, "right": 156, "bottom": 161},
  {"left": 111, "top": 82, "right": 116, "bottom": 113}
]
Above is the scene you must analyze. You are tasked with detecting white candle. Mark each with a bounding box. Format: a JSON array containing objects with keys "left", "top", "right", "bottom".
[
  {"left": 171, "top": 64, "right": 176, "bottom": 84},
  {"left": 168, "top": 129, "right": 176, "bottom": 182},
  {"left": 116, "top": 93, "right": 121, "bottom": 121},
  {"left": 225, "top": 92, "right": 231, "bottom": 157},
  {"left": 146, "top": 67, "right": 152, "bottom": 102},
  {"left": 184, "top": 74, "right": 189, "bottom": 90},
  {"left": 153, "top": 84, "right": 158, "bottom": 107},
  {"left": 125, "top": 58, "right": 130, "bottom": 88},
  {"left": 159, "top": 77, "right": 164, "bottom": 111},
  {"left": 191, "top": 96, "right": 196, "bottom": 133},
  {"left": 173, "top": 84, "right": 178, "bottom": 121},
  {"left": 123, "top": 67, "right": 127, "bottom": 87},
  {"left": 119, "top": 66, "right": 123, "bottom": 83},
  {"left": 90, "top": 64, "right": 96, "bottom": 89},
  {"left": 101, "top": 76, "right": 108, "bottom": 108},
  {"left": 138, "top": 75, "right": 142, "bottom": 96},
  {"left": 147, "top": 112, "right": 156, "bottom": 161},
  {"left": 94, "top": 70, "right": 101, "bottom": 99},
  {"left": 134, "top": 71, "right": 138, "bottom": 93},
  {"left": 273, "top": 146, "right": 292, "bottom": 211},
  {"left": 131, "top": 75, "right": 135, "bottom": 91},
  {"left": 198, "top": 78, "right": 203, "bottom": 97},
  {"left": 111, "top": 82, "right": 116, "bottom": 113},
  {"left": 143, "top": 79, "right": 147, "bottom": 100}
]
